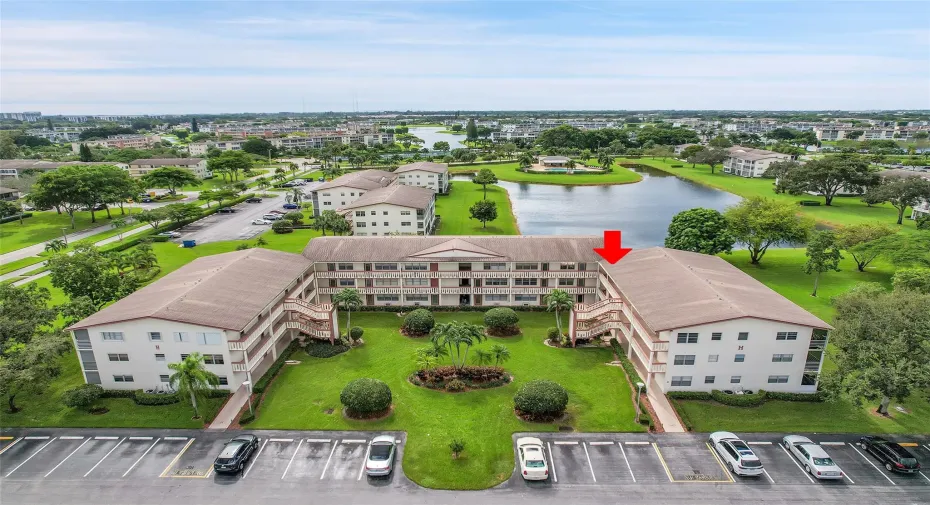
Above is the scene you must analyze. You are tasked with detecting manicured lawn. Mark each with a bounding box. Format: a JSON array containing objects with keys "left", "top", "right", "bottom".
[
  {"left": 0, "top": 254, "right": 48, "bottom": 275},
  {"left": 436, "top": 129, "right": 466, "bottom": 135},
  {"left": 450, "top": 161, "right": 643, "bottom": 186},
  {"left": 436, "top": 182, "right": 518, "bottom": 235},
  {"left": 252, "top": 311, "right": 642, "bottom": 489},
  {"left": 0, "top": 210, "right": 110, "bottom": 254},
  {"left": 0, "top": 348, "right": 226, "bottom": 429},
  {"left": 627, "top": 157, "right": 919, "bottom": 230}
]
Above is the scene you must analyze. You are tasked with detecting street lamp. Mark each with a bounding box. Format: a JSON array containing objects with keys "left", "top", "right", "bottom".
[
  {"left": 242, "top": 380, "right": 254, "bottom": 416},
  {"left": 60, "top": 227, "right": 69, "bottom": 246},
  {"left": 634, "top": 381, "right": 645, "bottom": 423}
]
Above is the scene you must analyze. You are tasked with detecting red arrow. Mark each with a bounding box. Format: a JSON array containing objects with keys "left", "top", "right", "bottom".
[{"left": 594, "top": 230, "right": 632, "bottom": 264}]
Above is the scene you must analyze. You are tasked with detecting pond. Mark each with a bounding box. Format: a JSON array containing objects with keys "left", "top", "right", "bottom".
[
  {"left": 408, "top": 126, "right": 467, "bottom": 151},
  {"left": 453, "top": 165, "right": 743, "bottom": 248}
]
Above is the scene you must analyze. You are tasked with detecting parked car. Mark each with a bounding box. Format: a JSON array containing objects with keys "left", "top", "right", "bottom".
[
  {"left": 318, "top": 176, "right": 325, "bottom": 182},
  {"left": 251, "top": 219, "right": 271, "bottom": 225},
  {"left": 213, "top": 434, "right": 259, "bottom": 474},
  {"left": 516, "top": 437, "right": 549, "bottom": 481},
  {"left": 217, "top": 207, "right": 237, "bottom": 214},
  {"left": 364, "top": 435, "right": 396, "bottom": 477},
  {"left": 157, "top": 231, "right": 182, "bottom": 238},
  {"left": 140, "top": 197, "right": 153, "bottom": 203},
  {"left": 262, "top": 213, "right": 282, "bottom": 221},
  {"left": 709, "top": 431, "right": 764, "bottom": 476},
  {"left": 90, "top": 203, "right": 107, "bottom": 211},
  {"left": 245, "top": 197, "right": 263, "bottom": 203},
  {"left": 858, "top": 436, "right": 921, "bottom": 473},
  {"left": 283, "top": 203, "right": 299, "bottom": 210},
  {"left": 782, "top": 435, "right": 844, "bottom": 479},
  {"left": 281, "top": 181, "right": 297, "bottom": 188}
]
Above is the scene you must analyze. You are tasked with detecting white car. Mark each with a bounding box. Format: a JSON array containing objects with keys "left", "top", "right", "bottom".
[
  {"left": 709, "top": 431, "right": 764, "bottom": 476},
  {"left": 516, "top": 437, "right": 549, "bottom": 481},
  {"left": 251, "top": 219, "right": 271, "bottom": 225},
  {"left": 364, "top": 435, "right": 396, "bottom": 477},
  {"left": 261, "top": 214, "right": 282, "bottom": 221},
  {"left": 782, "top": 435, "right": 844, "bottom": 479},
  {"left": 157, "top": 231, "right": 182, "bottom": 238}
]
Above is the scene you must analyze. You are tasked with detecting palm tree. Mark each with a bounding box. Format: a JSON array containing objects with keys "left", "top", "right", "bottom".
[
  {"left": 490, "top": 344, "right": 511, "bottom": 366},
  {"left": 518, "top": 153, "right": 534, "bottom": 172},
  {"left": 45, "top": 238, "right": 66, "bottom": 253},
  {"left": 430, "top": 321, "right": 486, "bottom": 370},
  {"left": 471, "top": 348, "right": 493, "bottom": 366},
  {"left": 256, "top": 176, "right": 269, "bottom": 192},
  {"left": 415, "top": 351, "right": 439, "bottom": 380},
  {"left": 168, "top": 352, "right": 220, "bottom": 418},
  {"left": 291, "top": 187, "right": 302, "bottom": 205},
  {"left": 544, "top": 289, "right": 574, "bottom": 341},
  {"left": 332, "top": 288, "right": 362, "bottom": 337},
  {"left": 322, "top": 165, "right": 344, "bottom": 181},
  {"left": 288, "top": 162, "right": 299, "bottom": 179},
  {"left": 597, "top": 150, "right": 613, "bottom": 172}
]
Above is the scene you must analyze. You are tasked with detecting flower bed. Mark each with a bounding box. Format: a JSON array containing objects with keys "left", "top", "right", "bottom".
[{"left": 409, "top": 365, "right": 512, "bottom": 392}]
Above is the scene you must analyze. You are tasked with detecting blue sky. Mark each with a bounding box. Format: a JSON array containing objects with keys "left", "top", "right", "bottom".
[{"left": 1, "top": 1, "right": 928, "bottom": 114}]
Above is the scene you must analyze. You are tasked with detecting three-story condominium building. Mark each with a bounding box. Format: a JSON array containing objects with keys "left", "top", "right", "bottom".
[
  {"left": 70, "top": 236, "right": 831, "bottom": 395},
  {"left": 128, "top": 158, "right": 211, "bottom": 179},
  {"left": 341, "top": 185, "right": 436, "bottom": 236},
  {"left": 309, "top": 170, "right": 394, "bottom": 217},
  {"left": 393, "top": 162, "right": 449, "bottom": 194},
  {"left": 722, "top": 146, "right": 792, "bottom": 178}
]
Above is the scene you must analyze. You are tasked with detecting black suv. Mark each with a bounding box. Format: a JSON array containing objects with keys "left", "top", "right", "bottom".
[
  {"left": 213, "top": 434, "right": 259, "bottom": 474},
  {"left": 245, "top": 197, "right": 263, "bottom": 203},
  {"left": 858, "top": 436, "right": 921, "bottom": 473}
]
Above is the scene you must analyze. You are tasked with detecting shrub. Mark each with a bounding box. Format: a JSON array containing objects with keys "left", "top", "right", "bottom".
[
  {"left": 133, "top": 391, "right": 181, "bottom": 406},
  {"left": 445, "top": 379, "right": 467, "bottom": 392},
  {"left": 340, "top": 378, "right": 392, "bottom": 415},
  {"left": 449, "top": 439, "right": 466, "bottom": 459},
  {"left": 99, "top": 389, "right": 135, "bottom": 399},
  {"left": 402, "top": 308, "right": 435, "bottom": 336},
  {"left": 271, "top": 220, "right": 294, "bottom": 234},
  {"left": 62, "top": 384, "right": 103, "bottom": 410},
  {"left": 546, "top": 327, "right": 561, "bottom": 341},
  {"left": 670, "top": 164, "right": 683, "bottom": 168},
  {"left": 666, "top": 391, "right": 713, "bottom": 401},
  {"left": 608, "top": 337, "right": 622, "bottom": 358},
  {"left": 349, "top": 326, "right": 364, "bottom": 341},
  {"left": 0, "top": 212, "right": 33, "bottom": 224},
  {"left": 305, "top": 341, "right": 350, "bottom": 358},
  {"left": 514, "top": 380, "right": 569, "bottom": 418},
  {"left": 484, "top": 307, "right": 520, "bottom": 336},
  {"left": 282, "top": 211, "right": 304, "bottom": 224},
  {"left": 711, "top": 389, "right": 766, "bottom": 407},
  {"left": 798, "top": 200, "right": 822, "bottom": 206}
]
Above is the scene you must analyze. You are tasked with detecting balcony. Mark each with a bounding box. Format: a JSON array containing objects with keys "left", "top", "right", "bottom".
[
  {"left": 804, "top": 361, "right": 821, "bottom": 372},
  {"left": 229, "top": 304, "right": 284, "bottom": 351},
  {"left": 315, "top": 270, "right": 598, "bottom": 280}
]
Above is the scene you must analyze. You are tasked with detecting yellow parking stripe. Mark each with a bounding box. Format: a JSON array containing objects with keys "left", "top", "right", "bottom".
[
  {"left": 0, "top": 436, "right": 13, "bottom": 440},
  {"left": 652, "top": 443, "right": 674, "bottom": 482},
  {"left": 705, "top": 442, "right": 735, "bottom": 483},
  {"left": 899, "top": 442, "right": 919, "bottom": 447},
  {"left": 159, "top": 438, "right": 195, "bottom": 478}
]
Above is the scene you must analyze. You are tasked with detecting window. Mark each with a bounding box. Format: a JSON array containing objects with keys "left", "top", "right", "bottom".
[
  {"left": 383, "top": 222, "right": 389, "bottom": 227},
  {"left": 405, "top": 295, "right": 429, "bottom": 302},
  {"left": 711, "top": 332, "right": 722, "bottom": 341},
  {"left": 708, "top": 354, "right": 719, "bottom": 363},
  {"left": 374, "top": 263, "right": 397, "bottom": 270},
  {"left": 375, "top": 278, "right": 399, "bottom": 287},
  {"left": 321, "top": 192, "right": 331, "bottom": 196},
  {"left": 559, "top": 263, "right": 576, "bottom": 270},
  {"left": 370, "top": 211, "right": 377, "bottom": 216},
  {"left": 337, "top": 263, "right": 354, "bottom": 271},
  {"left": 322, "top": 201, "right": 331, "bottom": 206},
  {"left": 355, "top": 211, "right": 365, "bottom": 217},
  {"left": 113, "top": 375, "right": 134, "bottom": 383},
  {"left": 174, "top": 332, "right": 190, "bottom": 343},
  {"left": 101, "top": 332, "right": 124, "bottom": 341},
  {"left": 483, "top": 262, "right": 506, "bottom": 270},
  {"left": 734, "top": 354, "right": 745, "bottom": 363},
  {"left": 514, "top": 278, "right": 537, "bottom": 286},
  {"left": 485, "top": 294, "right": 508, "bottom": 302},
  {"left": 767, "top": 375, "right": 790, "bottom": 384},
  {"left": 515, "top": 263, "right": 538, "bottom": 270},
  {"left": 376, "top": 295, "right": 400, "bottom": 302},
  {"left": 382, "top": 211, "right": 388, "bottom": 216},
  {"left": 159, "top": 375, "right": 170, "bottom": 383},
  {"left": 558, "top": 278, "right": 575, "bottom": 286},
  {"left": 108, "top": 353, "right": 129, "bottom": 362},
  {"left": 400, "top": 211, "right": 411, "bottom": 216},
  {"left": 730, "top": 376, "right": 742, "bottom": 384},
  {"left": 338, "top": 279, "right": 356, "bottom": 287},
  {"left": 771, "top": 353, "right": 794, "bottom": 363},
  {"left": 738, "top": 332, "right": 749, "bottom": 341},
  {"left": 370, "top": 222, "right": 377, "bottom": 227},
  {"left": 355, "top": 222, "right": 366, "bottom": 228},
  {"left": 401, "top": 222, "right": 411, "bottom": 227},
  {"left": 155, "top": 353, "right": 166, "bottom": 362},
  {"left": 776, "top": 331, "right": 798, "bottom": 341},
  {"left": 676, "top": 333, "right": 698, "bottom": 344},
  {"left": 705, "top": 376, "right": 716, "bottom": 384},
  {"left": 671, "top": 376, "right": 692, "bottom": 387},
  {"left": 149, "top": 332, "right": 162, "bottom": 341},
  {"left": 203, "top": 354, "right": 225, "bottom": 365},
  {"left": 197, "top": 333, "right": 223, "bottom": 346},
  {"left": 484, "top": 278, "right": 508, "bottom": 286},
  {"left": 218, "top": 376, "right": 229, "bottom": 386},
  {"left": 406, "top": 278, "right": 429, "bottom": 286},
  {"left": 404, "top": 263, "right": 427, "bottom": 271},
  {"left": 514, "top": 294, "right": 537, "bottom": 302},
  {"left": 673, "top": 355, "right": 695, "bottom": 366}
]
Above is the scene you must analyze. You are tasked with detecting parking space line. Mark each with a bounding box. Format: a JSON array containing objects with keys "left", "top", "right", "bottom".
[
  {"left": 59, "top": 436, "right": 84, "bottom": 440},
  {"left": 243, "top": 439, "right": 268, "bottom": 479},
  {"left": 581, "top": 442, "right": 597, "bottom": 483},
  {"left": 24, "top": 436, "right": 49, "bottom": 440},
  {"left": 163, "top": 436, "right": 188, "bottom": 441},
  {"left": 588, "top": 441, "right": 613, "bottom": 446},
  {"left": 625, "top": 441, "right": 649, "bottom": 445},
  {"left": 898, "top": 442, "right": 919, "bottom": 447},
  {"left": 617, "top": 443, "right": 636, "bottom": 483},
  {"left": 546, "top": 442, "right": 558, "bottom": 483},
  {"left": 159, "top": 438, "right": 195, "bottom": 478},
  {"left": 269, "top": 438, "right": 293, "bottom": 442},
  {"left": 45, "top": 438, "right": 92, "bottom": 477},
  {"left": 94, "top": 436, "right": 118, "bottom": 440},
  {"left": 777, "top": 444, "right": 815, "bottom": 483},
  {"left": 849, "top": 444, "right": 895, "bottom": 486},
  {"left": 0, "top": 437, "right": 22, "bottom": 456},
  {"left": 0, "top": 437, "right": 12, "bottom": 440},
  {"left": 319, "top": 442, "right": 338, "bottom": 479},
  {"left": 705, "top": 442, "right": 735, "bottom": 483},
  {"left": 819, "top": 442, "right": 845, "bottom": 446},
  {"left": 84, "top": 437, "right": 125, "bottom": 477},
  {"left": 123, "top": 438, "right": 160, "bottom": 477},
  {"left": 553, "top": 441, "right": 577, "bottom": 445},
  {"left": 652, "top": 443, "right": 674, "bottom": 482},
  {"left": 341, "top": 439, "right": 366, "bottom": 444},
  {"left": 747, "top": 441, "right": 771, "bottom": 445},
  {"left": 919, "top": 471, "right": 930, "bottom": 484},
  {"left": 281, "top": 439, "right": 304, "bottom": 480},
  {"left": 357, "top": 442, "right": 371, "bottom": 481},
  {"left": 306, "top": 438, "right": 331, "bottom": 443},
  {"left": 128, "top": 437, "right": 153, "bottom": 441},
  {"left": 761, "top": 468, "right": 776, "bottom": 484},
  {"left": 4, "top": 437, "right": 56, "bottom": 477}
]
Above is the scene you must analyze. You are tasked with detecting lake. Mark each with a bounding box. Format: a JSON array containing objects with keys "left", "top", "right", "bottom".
[
  {"left": 409, "top": 126, "right": 467, "bottom": 151},
  {"left": 453, "top": 165, "right": 743, "bottom": 248}
]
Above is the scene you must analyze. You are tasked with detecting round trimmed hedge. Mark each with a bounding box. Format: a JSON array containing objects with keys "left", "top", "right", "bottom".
[
  {"left": 349, "top": 326, "right": 364, "bottom": 340},
  {"left": 403, "top": 308, "right": 435, "bottom": 336},
  {"left": 484, "top": 307, "right": 519, "bottom": 334},
  {"left": 62, "top": 384, "right": 103, "bottom": 410},
  {"left": 340, "top": 378, "right": 392, "bottom": 415},
  {"left": 514, "top": 380, "right": 568, "bottom": 417}
]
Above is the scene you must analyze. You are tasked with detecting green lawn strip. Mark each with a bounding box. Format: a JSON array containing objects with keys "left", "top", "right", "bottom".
[
  {"left": 0, "top": 210, "right": 113, "bottom": 254},
  {"left": 449, "top": 161, "right": 642, "bottom": 186},
  {"left": 252, "top": 311, "right": 642, "bottom": 490},
  {"left": 436, "top": 182, "right": 518, "bottom": 235},
  {"left": 0, "top": 348, "right": 225, "bottom": 429},
  {"left": 436, "top": 130, "right": 466, "bottom": 135},
  {"left": 626, "top": 157, "right": 918, "bottom": 230},
  {"left": 179, "top": 170, "right": 268, "bottom": 191},
  {"left": 0, "top": 254, "right": 48, "bottom": 276}
]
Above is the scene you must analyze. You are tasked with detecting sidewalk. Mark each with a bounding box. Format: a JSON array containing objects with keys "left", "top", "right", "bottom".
[
  {"left": 648, "top": 389, "right": 686, "bottom": 433},
  {"left": 208, "top": 384, "right": 250, "bottom": 430}
]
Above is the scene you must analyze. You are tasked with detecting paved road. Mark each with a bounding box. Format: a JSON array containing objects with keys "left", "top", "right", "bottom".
[{"left": 1, "top": 429, "right": 927, "bottom": 505}]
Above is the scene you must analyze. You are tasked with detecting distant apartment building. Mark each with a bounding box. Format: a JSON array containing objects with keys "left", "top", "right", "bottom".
[
  {"left": 0, "top": 187, "right": 22, "bottom": 201},
  {"left": 0, "top": 160, "right": 129, "bottom": 179},
  {"left": 393, "top": 162, "right": 449, "bottom": 193},
  {"left": 25, "top": 127, "right": 92, "bottom": 143},
  {"left": 0, "top": 111, "right": 41, "bottom": 122},
  {"left": 72, "top": 135, "right": 162, "bottom": 152},
  {"left": 722, "top": 146, "right": 792, "bottom": 178},
  {"left": 814, "top": 126, "right": 896, "bottom": 141},
  {"left": 128, "top": 158, "right": 211, "bottom": 179},
  {"left": 342, "top": 185, "right": 436, "bottom": 236}
]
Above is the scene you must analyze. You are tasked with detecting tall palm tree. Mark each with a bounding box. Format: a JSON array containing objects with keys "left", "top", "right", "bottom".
[
  {"left": 332, "top": 288, "right": 362, "bottom": 337},
  {"left": 322, "top": 165, "right": 344, "bottom": 181},
  {"left": 168, "top": 353, "right": 220, "bottom": 418},
  {"left": 518, "top": 153, "right": 534, "bottom": 172},
  {"left": 544, "top": 289, "right": 574, "bottom": 340},
  {"left": 291, "top": 187, "right": 302, "bottom": 205},
  {"left": 597, "top": 151, "right": 613, "bottom": 172},
  {"left": 490, "top": 344, "right": 511, "bottom": 366},
  {"left": 430, "top": 321, "right": 486, "bottom": 370},
  {"left": 471, "top": 349, "right": 493, "bottom": 366},
  {"left": 256, "top": 176, "right": 269, "bottom": 192},
  {"left": 288, "top": 162, "right": 299, "bottom": 179}
]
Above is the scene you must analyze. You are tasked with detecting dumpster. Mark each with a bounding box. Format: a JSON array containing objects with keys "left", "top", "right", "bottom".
[{"left": 182, "top": 240, "right": 197, "bottom": 248}]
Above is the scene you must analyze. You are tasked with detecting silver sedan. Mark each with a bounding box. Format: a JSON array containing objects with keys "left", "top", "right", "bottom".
[{"left": 782, "top": 435, "right": 845, "bottom": 480}]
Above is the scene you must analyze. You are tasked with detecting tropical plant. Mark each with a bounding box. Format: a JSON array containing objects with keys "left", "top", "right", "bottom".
[
  {"left": 449, "top": 439, "right": 466, "bottom": 459},
  {"left": 110, "top": 217, "right": 129, "bottom": 241},
  {"left": 544, "top": 289, "right": 573, "bottom": 342},
  {"left": 44, "top": 238, "right": 67, "bottom": 253},
  {"left": 429, "top": 321, "right": 486, "bottom": 370},
  {"left": 167, "top": 352, "right": 220, "bottom": 418},
  {"left": 518, "top": 153, "right": 534, "bottom": 171},
  {"left": 490, "top": 343, "right": 511, "bottom": 366},
  {"left": 471, "top": 348, "right": 493, "bottom": 366},
  {"left": 332, "top": 288, "right": 362, "bottom": 338}
]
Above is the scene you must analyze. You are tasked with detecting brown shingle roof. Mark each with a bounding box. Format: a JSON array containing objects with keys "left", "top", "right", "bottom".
[
  {"left": 303, "top": 236, "right": 603, "bottom": 262},
  {"left": 601, "top": 247, "right": 831, "bottom": 332},
  {"left": 726, "top": 146, "right": 789, "bottom": 161},
  {"left": 129, "top": 158, "right": 204, "bottom": 167},
  {"left": 314, "top": 169, "right": 394, "bottom": 191},
  {"left": 0, "top": 160, "right": 123, "bottom": 170},
  {"left": 70, "top": 248, "right": 312, "bottom": 332},
  {"left": 0, "top": 187, "right": 20, "bottom": 195},
  {"left": 394, "top": 162, "right": 448, "bottom": 174},
  {"left": 339, "top": 185, "right": 434, "bottom": 211}
]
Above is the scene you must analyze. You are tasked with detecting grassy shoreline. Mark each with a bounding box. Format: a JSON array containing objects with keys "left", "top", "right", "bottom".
[{"left": 450, "top": 161, "right": 642, "bottom": 186}]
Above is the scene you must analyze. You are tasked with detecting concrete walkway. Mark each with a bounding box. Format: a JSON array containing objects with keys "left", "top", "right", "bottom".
[
  {"left": 207, "top": 384, "right": 250, "bottom": 430},
  {"left": 647, "top": 389, "right": 685, "bottom": 433}
]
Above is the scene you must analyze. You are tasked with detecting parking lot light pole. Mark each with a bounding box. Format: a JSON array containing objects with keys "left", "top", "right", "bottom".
[
  {"left": 60, "top": 227, "right": 69, "bottom": 246},
  {"left": 242, "top": 380, "right": 254, "bottom": 416},
  {"left": 634, "top": 381, "right": 645, "bottom": 423}
]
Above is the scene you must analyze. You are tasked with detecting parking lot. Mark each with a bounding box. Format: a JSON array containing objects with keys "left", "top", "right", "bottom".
[
  {"left": 0, "top": 429, "right": 406, "bottom": 488},
  {"left": 509, "top": 432, "right": 930, "bottom": 491}
]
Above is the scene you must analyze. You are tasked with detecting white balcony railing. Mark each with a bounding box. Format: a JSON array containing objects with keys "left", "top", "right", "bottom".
[
  {"left": 229, "top": 304, "right": 284, "bottom": 351},
  {"left": 314, "top": 270, "right": 598, "bottom": 280}
]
